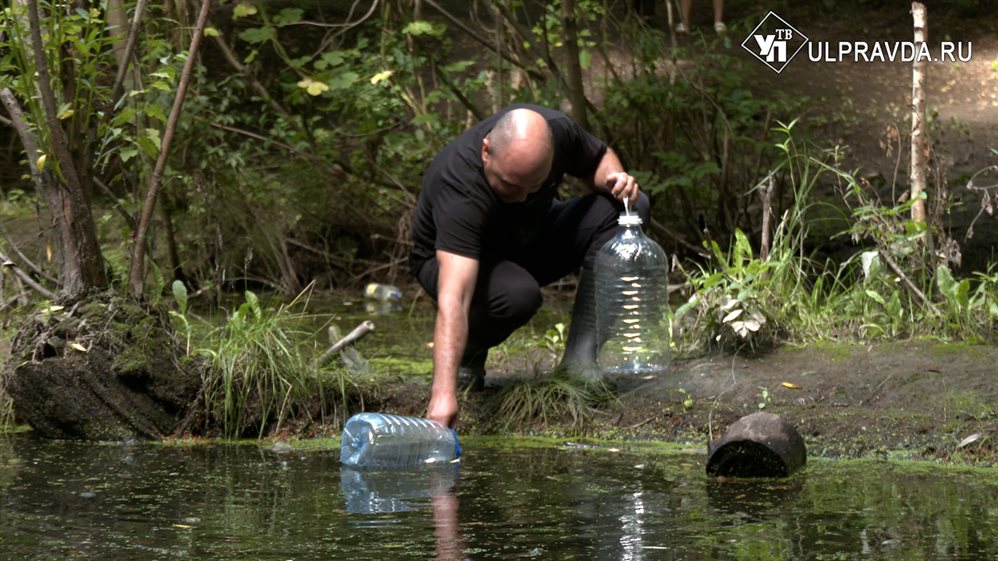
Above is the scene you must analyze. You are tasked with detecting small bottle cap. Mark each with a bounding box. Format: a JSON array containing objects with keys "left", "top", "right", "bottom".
[{"left": 618, "top": 213, "right": 642, "bottom": 226}]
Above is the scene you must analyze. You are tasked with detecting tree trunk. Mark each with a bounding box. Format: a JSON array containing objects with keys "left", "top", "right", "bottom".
[
  {"left": 560, "top": 0, "right": 589, "bottom": 130},
  {"left": 23, "top": 0, "right": 107, "bottom": 298},
  {"left": 129, "top": 0, "right": 212, "bottom": 299},
  {"left": 910, "top": 2, "right": 928, "bottom": 225}
]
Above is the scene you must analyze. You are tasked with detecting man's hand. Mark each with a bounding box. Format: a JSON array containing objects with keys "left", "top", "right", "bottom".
[
  {"left": 427, "top": 392, "right": 460, "bottom": 428},
  {"left": 606, "top": 171, "right": 639, "bottom": 207},
  {"left": 591, "top": 147, "right": 640, "bottom": 207}
]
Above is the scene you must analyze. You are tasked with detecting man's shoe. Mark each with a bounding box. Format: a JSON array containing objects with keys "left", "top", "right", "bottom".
[
  {"left": 558, "top": 268, "right": 604, "bottom": 383},
  {"left": 457, "top": 347, "right": 487, "bottom": 392}
]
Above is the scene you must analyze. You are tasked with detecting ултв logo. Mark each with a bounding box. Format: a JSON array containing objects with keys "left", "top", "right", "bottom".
[
  {"left": 742, "top": 11, "right": 973, "bottom": 73},
  {"left": 741, "top": 11, "right": 809, "bottom": 74}
]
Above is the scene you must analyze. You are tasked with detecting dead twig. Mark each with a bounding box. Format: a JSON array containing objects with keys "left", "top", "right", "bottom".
[
  {"left": 879, "top": 250, "right": 940, "bottom": 315},
  {"left": 314, "top": 320, "right": 375, "bottom": 369},
  {"left": 1, "top": 250, "right": 57, "bottom": 300}
]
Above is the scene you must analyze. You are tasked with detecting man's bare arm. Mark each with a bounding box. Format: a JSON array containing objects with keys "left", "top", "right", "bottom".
[{"left": 427, "top": 250, "right": 479, "bottom": 427}]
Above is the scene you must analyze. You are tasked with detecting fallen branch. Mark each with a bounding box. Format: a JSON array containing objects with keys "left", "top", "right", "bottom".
[
  {"left": 314, "top": 320, "right": 375, "bottom": 369},
  {"left": 92, "top": 176, "right": 137, "bottom": 229},
  {"left": 0, "top": 222, "right": 57, "bottom": 284},
  {"left": 0, "top": 250, "right": 57, "bottom": 300},
  {"left": 879, "top": 250, "right": 940, "bottom": 315}
]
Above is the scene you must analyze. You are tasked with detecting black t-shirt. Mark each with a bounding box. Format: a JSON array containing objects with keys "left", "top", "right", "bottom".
[{"left": 409, "top": 104, "right": 607, "bottom": 275}]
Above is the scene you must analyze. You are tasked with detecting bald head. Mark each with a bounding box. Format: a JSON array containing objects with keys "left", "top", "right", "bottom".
[{"left": 481, "top": 109, "right": 554, "bottom": 203}]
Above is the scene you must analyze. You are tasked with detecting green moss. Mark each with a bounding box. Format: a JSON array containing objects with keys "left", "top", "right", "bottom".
[
  {"left": 369, "top": 356, "right": 432, "bottom": 377},
  {"left": 789, "top": 341, "right": 856, "bottom": 362},
  {"left": 926, "top": 341, "right": 988, "bottom": 359}
]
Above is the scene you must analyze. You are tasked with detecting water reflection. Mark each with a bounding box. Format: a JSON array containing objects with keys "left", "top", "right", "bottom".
[
  {"left": 340, "top": 465, "right": 467, "bottom": 559},
  {"left": 3, "top": 435, "right": 998, "bottom": 560},
  {"left": 339, "top": 465, "right": 460, "bottom": 515}
]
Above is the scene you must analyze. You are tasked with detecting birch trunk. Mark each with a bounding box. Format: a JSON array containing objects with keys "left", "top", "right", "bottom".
[{"left": 910, "top": 2, "right": 928, "bottom": 225}]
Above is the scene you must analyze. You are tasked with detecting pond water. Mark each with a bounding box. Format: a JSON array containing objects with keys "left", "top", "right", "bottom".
[{"left": 2, "top": 436, "right": 998, "bottom": 560}]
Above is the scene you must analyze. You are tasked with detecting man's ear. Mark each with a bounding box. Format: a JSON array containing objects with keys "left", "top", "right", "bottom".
[{"left": 481, "top": 137, "right": 491, "bottom": 165}]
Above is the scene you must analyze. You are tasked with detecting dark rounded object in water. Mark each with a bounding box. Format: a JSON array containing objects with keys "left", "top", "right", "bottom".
[{"left": 706, "top": 412, "right": 807, "bottom": 478}]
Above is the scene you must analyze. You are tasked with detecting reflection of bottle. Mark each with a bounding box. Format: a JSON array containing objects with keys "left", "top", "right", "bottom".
[
  {"left": 340, "top": 413, "right": 461, "bottom": 469},
  {"left": 365, "top": 300, "right": 402, "bottom": 316},
  {"left": 365, "top": 283, "right": 402, "bottom": 302},
  {"left": 339, "top": 464, "right": 460, "bottom": 514},
  {"left": 595, "top": 213, "right": 670, "bottom": 375}
]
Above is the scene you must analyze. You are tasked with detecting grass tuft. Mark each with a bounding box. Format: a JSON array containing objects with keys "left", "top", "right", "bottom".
[
  {"left": 197, "top": 289, "right": 355, "bottom": 439},
  {"left": 489, "top": 370, "right": 617, "bottom": 433}
]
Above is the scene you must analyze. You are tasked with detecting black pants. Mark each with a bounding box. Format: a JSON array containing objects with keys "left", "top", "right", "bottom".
[{"left": 415, "top": 192, "right": 651, "bottom": 350}]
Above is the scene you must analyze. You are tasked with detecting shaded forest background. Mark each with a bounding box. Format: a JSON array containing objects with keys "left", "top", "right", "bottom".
[{"left": 1, "top": 0, "right": 992, "bottom": 306}]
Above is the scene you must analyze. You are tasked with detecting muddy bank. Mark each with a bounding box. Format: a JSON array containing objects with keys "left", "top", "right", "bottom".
[{"left": 366, "top": 341, "right": 998, "bottom": 465}]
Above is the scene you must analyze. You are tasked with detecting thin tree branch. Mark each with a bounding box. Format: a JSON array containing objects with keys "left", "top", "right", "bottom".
[
  {"left": 0, "top": 88, "right": 43, "bottom": 183},
  {"left": 423, "top": 0, "right": 543, "bottom": 81},
  {"left": 314, "top": 320, "right": 375, "bottom": 368},
  {"left": 92, "top": 176, "right": 137, "bottom": 229},
  {"left": 110, "top": 0, "right": 148, "bottom": 104},
  {"left": 879, "top": 250, "right": 940, "bottom": 315},
  {"left": 0, "top": 222, "right": 58, "bottom": 284},
  {"left": 129, "top": 0, "right": 212, "bottom": 299},
  {"left": 0, "top": 250, "right": 57, "bottom": 300},
  {"left": 431, "top": 60, "right": 485, "bottom": 121},
  {"left": 27, "top": 0, "right": 84, "bottom": 195},
  {"left": 211, "top": 33, "right": 290, "bottom": 117}
]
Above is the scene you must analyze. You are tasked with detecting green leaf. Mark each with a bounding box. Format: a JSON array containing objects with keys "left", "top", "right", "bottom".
[
  {"left": 865, "top": 289, "right": 886, "bottom": 306},
  {"left": 579, "top": 49, "right": 591, "bottom": 70},
  {"left": 204, "top": 26, "right": 220, "bottom": 37},
  {"left": 320, "top": 51, "right": 346, "bottom": 68},
  {"left": 145, "top": 128, "right": 162, "bottom": 152},
  {"left": 239, "top": 26, "right": 274, "bottom": 44},
  {"left": 296, "top": 77, "right": 329, "bottom": 96},
  {"left": 327, "top": 71, "right": 358, "bottom": 91},
  {"left": 245, "top": 291, "right": 261, "bottom": 319},
  {"left": 403, "top": 20, "right": 445, "bottom": 37},
  {"left": 442, "top": 60, "right": 474, "bottom": 73},
  {"left": 119, "top": 147, "right": 138, "bottom": 163},
  {"left": 144, "top": 104, "right": 168, "bottom": 124},
  {"left": 233, "top": 2, "right": 258, "bottom": 19},
  {"left": 274, "top": 8, "right": 303, "bottom": 26},
  {"left": 370, "top": 70, "right": 393, "bottom": 84},
  {"left": 172, "top": 280, "right": 188, "bottom": 315}
]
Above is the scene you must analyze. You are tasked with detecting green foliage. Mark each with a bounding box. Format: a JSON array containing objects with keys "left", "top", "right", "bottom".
[
  {"left": 675, "top": 125, "right": 998, "bottom": 352},
  {"left": 196, "top": 290, "right": 350, "bottom": 439},
  {"left": 674, "top": 122, "right": 820, "bottom": 353},
  {"left": 599, "top": 32, "right": 807, "bottom": 243}
]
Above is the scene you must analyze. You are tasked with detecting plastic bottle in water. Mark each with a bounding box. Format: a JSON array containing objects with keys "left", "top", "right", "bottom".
[
  {"left": 594, "top": 212, "right": 670, "bottom": 375},
  {"left": 365, "top": 283, "right": 402, "bottom": 302},
  {"left": 340, "top": 412, "right": 461, "bottom": 469}
]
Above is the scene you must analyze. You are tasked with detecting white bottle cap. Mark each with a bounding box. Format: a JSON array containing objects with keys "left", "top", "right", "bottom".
[{"left": 618, "top": 213, "right": 642, "bottom": 226}]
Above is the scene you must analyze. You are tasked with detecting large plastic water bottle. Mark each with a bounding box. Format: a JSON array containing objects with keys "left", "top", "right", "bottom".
[
  {"left": 365, "top": 283, "right": 402, "bottom": 302},
  {"left": 594, "top": 212, "right": 670, "bottom": 375},
  {"left": 340, "top": 412, "right": 461, "bottom": 469}
]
